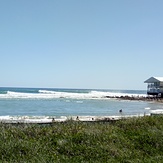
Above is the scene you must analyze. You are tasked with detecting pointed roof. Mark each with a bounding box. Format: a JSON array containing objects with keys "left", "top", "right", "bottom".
[{"left": 144, "top": 77, "right": 163, "bottom": 83}]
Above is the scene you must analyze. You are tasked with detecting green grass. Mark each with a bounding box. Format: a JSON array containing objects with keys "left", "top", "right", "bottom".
[{"left": 0, "top": 116, "right": 163, "bottom": 162}]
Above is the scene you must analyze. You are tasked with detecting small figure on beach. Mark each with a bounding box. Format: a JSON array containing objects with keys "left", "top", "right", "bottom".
[
  {"left": 76, "top": 116, "right": 79, "bottom": 121},
  {"left": 119, "top": 109, "right": 122, "bottom": 113},
  {"left": 52, "top": 118, "right": 55, "bottom": 122}
]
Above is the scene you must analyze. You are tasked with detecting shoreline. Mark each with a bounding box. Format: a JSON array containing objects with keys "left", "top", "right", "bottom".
[
  {"left": 0, "top": 114, "right": 153, "bottom": 124},
  {"left": 1, "top": 112, "right": 163, "bottom": 124}
]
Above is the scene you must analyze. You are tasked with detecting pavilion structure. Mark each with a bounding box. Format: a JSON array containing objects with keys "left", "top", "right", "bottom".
[{"left": 144, "top": 77, "right": 163, "bottom": 97}]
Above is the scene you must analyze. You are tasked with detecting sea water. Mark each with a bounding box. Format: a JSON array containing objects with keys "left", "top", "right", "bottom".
[{"left": 0, "top": 87, "right": 163, "bottom": 122}]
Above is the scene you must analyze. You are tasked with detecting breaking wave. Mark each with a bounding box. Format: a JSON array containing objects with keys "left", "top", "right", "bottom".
[{"left": 0, "top": 90, "right": 147, "bottom": 99}]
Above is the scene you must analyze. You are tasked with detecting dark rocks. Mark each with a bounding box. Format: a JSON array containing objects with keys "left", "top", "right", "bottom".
[{"left": 105, "top": 95, "right": 163, "bottom": 103}]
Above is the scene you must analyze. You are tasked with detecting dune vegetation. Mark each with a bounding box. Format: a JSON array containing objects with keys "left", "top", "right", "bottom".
[{"left": 0, "top": 116, "right": 163, "bottom": 162}]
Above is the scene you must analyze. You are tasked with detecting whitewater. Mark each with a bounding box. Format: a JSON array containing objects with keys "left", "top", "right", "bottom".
[
  {"left": 1, "top": 89, "right": 147, "bottom": 99},
  {"left": 0, "top": 87, "right": 163, "bottom": 123}
]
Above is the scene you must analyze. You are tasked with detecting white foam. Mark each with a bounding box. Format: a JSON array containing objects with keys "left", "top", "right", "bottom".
[
  {"left": 38, "top": 90, "right": 56, "bottom": 94},
  {"left": 0, "top": 90, "right": 147, "bottom": 100},
  {"left": 150, "top": 109, "right": 163, "bottom": 114},
  {"left": 0, "top": 115, "right": 68, "bottom": 123},
  {"left": 0, "top": 114, "right": 151, "bottom": 123},
  {"left": 144, "top": 107, "right": 150, "bottom": 110},
  {"left": 76, "top": 101, "right": 83, "bottom": 103}
]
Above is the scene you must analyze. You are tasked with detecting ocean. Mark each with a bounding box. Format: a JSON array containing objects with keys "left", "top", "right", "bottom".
[{"left": 0, "top": 87, "right": 163, "bottom": 122}]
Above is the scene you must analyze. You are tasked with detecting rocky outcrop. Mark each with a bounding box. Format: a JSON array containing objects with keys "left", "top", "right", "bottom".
[{"left": 105, "top": 95, "right": 163, "bottom": 103}]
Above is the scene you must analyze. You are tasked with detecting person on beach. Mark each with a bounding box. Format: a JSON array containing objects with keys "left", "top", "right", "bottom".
[
  {"left": 119, "top": 109, "right": 122, "bottom": 113},
  {"left": 76, "top": 116, "right": 79, "bottom": 121}
]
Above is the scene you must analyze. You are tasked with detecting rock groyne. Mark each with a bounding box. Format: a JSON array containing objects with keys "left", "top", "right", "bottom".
[{"left": 105, "top": 95, "right": 163, "bottom": 103}]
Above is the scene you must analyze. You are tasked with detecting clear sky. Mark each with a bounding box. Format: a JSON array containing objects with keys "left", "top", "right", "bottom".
[{"left": 0, "top": 0, "right": 163, "bottom": 90}]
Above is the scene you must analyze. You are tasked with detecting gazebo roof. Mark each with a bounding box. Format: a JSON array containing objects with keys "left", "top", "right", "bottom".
[{"left": 144, "top": 77, "right": 163, "bottom": 83}]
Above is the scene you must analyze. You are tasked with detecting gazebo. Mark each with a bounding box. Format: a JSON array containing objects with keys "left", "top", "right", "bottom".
[{"left": 144, "top": 77, "right": 163, "bottom": 97}]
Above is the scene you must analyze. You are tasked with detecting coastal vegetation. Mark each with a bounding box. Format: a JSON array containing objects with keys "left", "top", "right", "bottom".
[{"left": 0, "top": 116, "right": 163, "bottom": 162}]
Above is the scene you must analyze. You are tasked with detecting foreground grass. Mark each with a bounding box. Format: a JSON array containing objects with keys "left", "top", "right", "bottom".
[{"left": 0, "top": 116, "right": 163, "bottom": 162}]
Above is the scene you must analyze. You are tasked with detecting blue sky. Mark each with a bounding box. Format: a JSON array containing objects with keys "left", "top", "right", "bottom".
[{"left": 0, "top": 0, "right": 163, "bottom": 90}]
